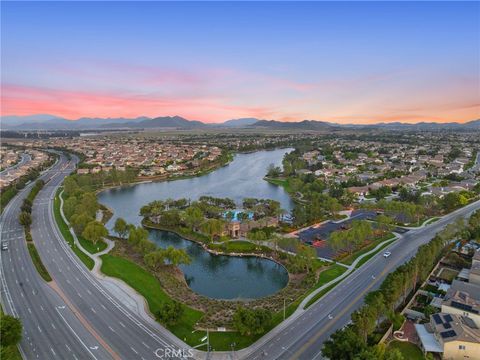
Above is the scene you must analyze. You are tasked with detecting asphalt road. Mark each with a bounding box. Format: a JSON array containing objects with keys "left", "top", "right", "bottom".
[
  {"left": 1, "top": 156, "right": 113, "bottom": 360},
  {"left": 243, "top": 199, "right": 480, "bottom": 360},
  {"left": 30, "top": 154, "right": 189, "bottom": 359},
  {"left": 0, "top": 153, "right": 31, "bottom": 176}
]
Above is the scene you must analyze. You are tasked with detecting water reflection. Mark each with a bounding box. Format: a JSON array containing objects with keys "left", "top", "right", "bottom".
[{"left": 98, "top": 149, "right": 293, "bottom": 299}]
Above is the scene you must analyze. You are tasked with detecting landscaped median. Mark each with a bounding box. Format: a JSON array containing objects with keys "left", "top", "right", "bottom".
[
  {"left": 27, "top": 243, "right": 52, "bottom": 282},
  {"left": 19, "top": 180, "right": 52, "bottom": 283}
]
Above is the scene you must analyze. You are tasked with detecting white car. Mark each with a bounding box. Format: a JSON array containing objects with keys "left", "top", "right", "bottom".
[
  {"left": 383, "top": 251, "right": 391, "bottom": 258},
  {"left": 1, "top": 243, "right": 8, "bottom": 251}
]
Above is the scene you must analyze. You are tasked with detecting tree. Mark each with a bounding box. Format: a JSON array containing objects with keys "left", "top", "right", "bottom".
[
  {"left": 376, "top": 214, "right": 394, "bottom": 234},
  {"left": 63, "top": 176, "right": 79, "bottom": 197},
  {"left": 70, "top": 212, "right": 94, "bottom": 235},
  {"left": 144, "top": 250, "right": 166, "bottom": 271},
  {"left": 0, "top": 314, "right": 22, "bottom": 347},
  {"left": 135, "top": 239, "right": 156, "bottom": 255},
  {"left": 128, "top": 226, "right": 149, "bottom": 247},
  {"left": 352, "top": 306, "right": 376, "bottom": 343},
  {"left": 183, "top": 207, "right": 204, "bottom": 231},
  {"left": 156, "top": 301, "right": 184, "bottom": 326},
  {"left": 322, "top": 327, "right": 365, "bottom": 360},
  {"left": 19, "top": 211, "right": 32, "bottom": 227},
  {"left": 76, "top": 192, "right": 99, "bottom": 218},
  {"left": 63, "top": 196, "right": 79, "bottom": 220},
  {"left": 82, "top": 221, "right": 107, "bottom": 245},
  {"left": 266, "top": 163, "right": 281, "bottom": 177},
  {"left": 163, "top": 246, "right": 191, "bottom": 266},
  {"left": 233, "top": 307, "right": 272, "bottom": 336},
  {"left": 200, "top": 218, "right": 224, "bottom": 241},
  {"left": 113, "top": 217, "right": 128, "bottom": 239}
]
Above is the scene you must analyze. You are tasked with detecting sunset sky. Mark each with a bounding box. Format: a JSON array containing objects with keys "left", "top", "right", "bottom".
[{"left": 1, "top": 1, "right": 479, "bottom": 124}]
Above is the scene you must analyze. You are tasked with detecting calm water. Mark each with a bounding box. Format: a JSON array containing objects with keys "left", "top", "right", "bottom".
[
  {"left": 150, "top": 230, "right": 288, "bottom": 300},
  {"left": 98, "top": 148, "right": 292, "bottom": 299}
]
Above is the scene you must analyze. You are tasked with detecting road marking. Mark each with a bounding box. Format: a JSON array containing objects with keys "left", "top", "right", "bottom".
[
  {"left": 119, "top": 321, "right": 126, "bottom": 328},
  {"left": 91, "top": 307, "right": 96, "bottom": 314},
  {"left": 142, "top": 342, "right": 150, "bottom": 349},
  {"left": 65, "top": 344, "right": 71, "bottom": 352},
  {"left": 130, "top": 347, "right": 138, "bottom": 354},
  {"left": 37, "top": 325, "right": 42, "bottom": 333}
]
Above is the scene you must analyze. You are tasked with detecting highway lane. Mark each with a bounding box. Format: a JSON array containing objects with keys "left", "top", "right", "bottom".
[
  {"left": 31, "top": 154, "right": 190, "bottom": 360},
  {"left": 1, "top": 156, "right": 113, "bottom": 360},
  {"left": 244, "top": 199, "right": 480, "bottom": 360},
  {"left": 0, "top": 153, "right": 31, "bottom": 176}
]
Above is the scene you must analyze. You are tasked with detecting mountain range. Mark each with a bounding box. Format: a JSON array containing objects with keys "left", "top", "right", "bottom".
[{"left": 1, "top": 114, "right": 479, "bottom": 131}]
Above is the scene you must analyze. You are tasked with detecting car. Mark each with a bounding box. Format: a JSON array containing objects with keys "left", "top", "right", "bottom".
[
  {"left": 1, "top": 243, "right": 8, "bottom": 251},
  {"left": 383, "top": 251, "right": 391, "bottom": 258}
]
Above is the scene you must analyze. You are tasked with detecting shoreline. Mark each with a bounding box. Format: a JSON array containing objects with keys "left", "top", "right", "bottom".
[
  {"left": 95, "top": 152, "right": 235, "bottom": 197},
  {"left": 142, "top": 220, "right": 291, "bottom": 279}
]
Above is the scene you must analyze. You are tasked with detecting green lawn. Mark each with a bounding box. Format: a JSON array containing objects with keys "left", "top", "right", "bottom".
[
  {"left": 264, "top": 177, "right": 292, "bottom": 193},
  {"left": 27, "top": 243, "right": 52, "bottom": 282},
  {"left": 54, "top": 190, "right": 94, "bottom": 270},
  {"left": 304, "top": 264, "right": 348, "bottom": 308},
  {"left": 340, "top": 233, "right": 396, "bottom": 266},
  {"left": 78, "top": 234, "right": 107, "bottom": 254},
  {"left": 388, "top": 341, "right": 424, "bottom": 360},
  {"left": 209, "top": 240, "right": 271, "bottom": 254},
  {"left": 100, "top": 255, "right": 207, "bottom": 347}
]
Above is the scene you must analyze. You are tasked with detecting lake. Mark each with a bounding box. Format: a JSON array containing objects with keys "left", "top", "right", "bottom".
[{"left": 98, "top": 148, "right": 293, "bottom": 299}]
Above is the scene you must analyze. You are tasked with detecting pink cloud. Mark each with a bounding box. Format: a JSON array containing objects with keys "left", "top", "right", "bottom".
[{"left": 0, "top": 84, "right": 276, "bottom": 121}]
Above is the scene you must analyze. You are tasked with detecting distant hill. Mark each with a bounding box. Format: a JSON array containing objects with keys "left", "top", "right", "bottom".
[
  {"left": 135, "top": 116, "right": 206, "bottom": 129},
  {"left": 251, "top": 119, "right": 335, "bottom": 131},
  {"left": 1, "top": 114, "right": 479, "bottom": 131},
  {"left": 221, "top": 118, "right": 262, "bottom": 127}
]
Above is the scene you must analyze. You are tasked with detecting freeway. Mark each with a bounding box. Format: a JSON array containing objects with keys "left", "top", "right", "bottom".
[
  {"left": 1, "top": 155, "right": 113, "bottom": 360},
  {"left": 242, "top": 199, "right": 480, "bottom": 360},
  {"left": 30, "top": 153, "right": 190, "bottom": 359}
]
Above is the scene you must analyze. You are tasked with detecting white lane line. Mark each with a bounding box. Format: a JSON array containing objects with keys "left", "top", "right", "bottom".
[
  {"left": 119, "top": 321, "right": 126, "bottom": 328},
  {"left": 55, "top": 307, "right": 99, "bottom": 360},
  {"left": 130, "top": 347, "right": 138, "bottom": 354},
  {"left": 142, "top": 342, "right": 150, "bottom": 349}
]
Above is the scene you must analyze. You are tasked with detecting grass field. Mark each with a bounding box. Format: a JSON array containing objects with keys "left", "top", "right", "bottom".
[
  {"left": 304, "top": 264, "right": 348, "bottom": 308},
  {"left": 209, "top": 240, "right": 271, "bottom": 254},
  {"left": 388, "top": 341, "right": 424, "bottom": 360},
  {"left": 53, "top": 190, "right": 94, "bottom": 270},
  {"left": 78, "top": 234, "right": 107, "bottom": 254},
  {"left": 264, "top": 177, "right": 292, "bottom": 193},
  {"left": 27, "top": 243, "right": 52, "bottom": 282}
]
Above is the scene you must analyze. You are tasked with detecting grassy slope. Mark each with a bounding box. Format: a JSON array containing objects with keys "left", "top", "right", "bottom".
[
  {"left": 304, "top": 264, "right": 348, "bottom": 308},
  {"left": 53, "top": 190, "right": 94, "bottom": 269}
]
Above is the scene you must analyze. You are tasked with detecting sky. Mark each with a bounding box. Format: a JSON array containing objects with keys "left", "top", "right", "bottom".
[{"left": 1, "top": 1, "right": 479, "bottom": 124}]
